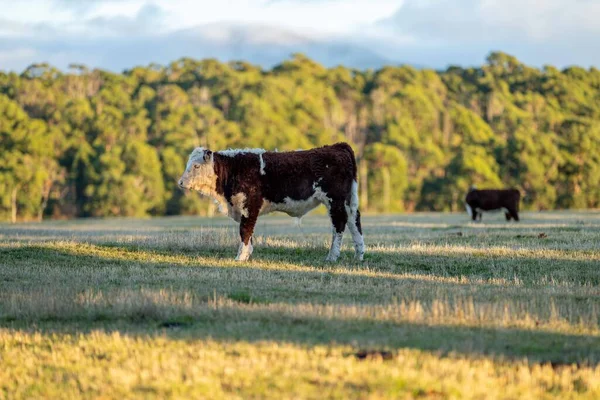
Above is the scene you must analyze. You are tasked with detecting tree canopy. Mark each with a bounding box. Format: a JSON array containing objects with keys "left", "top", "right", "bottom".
[{"left": 1, "top": 52, "right": 599, "bottom": 221}]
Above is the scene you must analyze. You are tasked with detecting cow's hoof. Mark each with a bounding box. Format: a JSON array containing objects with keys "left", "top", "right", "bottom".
[
  {"left": 354, "top": 253, "right": 364, "bottom": 261},
  {"left": 325, "top": 256, "right": 338, "bottom": 262},
  {"left": 236, "top": 243, "right": 253, "bottom": 261}
]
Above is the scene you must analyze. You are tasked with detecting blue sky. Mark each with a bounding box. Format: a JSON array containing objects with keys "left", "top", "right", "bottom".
[{"left": 1, "top": 0, "right": 599, "bottom": 71}]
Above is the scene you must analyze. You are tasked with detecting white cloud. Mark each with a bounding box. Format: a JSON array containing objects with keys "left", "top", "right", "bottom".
[
  {"left": 0, "top": 0, "right": 75, "bottom": 26},
  {"left": 377, "top": 0, "right": 600, "bottom": 44},
  {"left": 0, "top": 0, "right": 599, "bottom": 71},
  {"left": 363, "top": 0, "right": 600, "bottom": 68},
  {"left": 0, "top": 0, "right": 402, "bottom": 37}
]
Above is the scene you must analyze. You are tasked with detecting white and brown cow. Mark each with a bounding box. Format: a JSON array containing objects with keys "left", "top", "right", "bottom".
[
  {"left": 465, "top": 186, "right": 521, "bottom": 222},
  {"left": 178, "top": 142, "right": 365, "bottom": 262}
]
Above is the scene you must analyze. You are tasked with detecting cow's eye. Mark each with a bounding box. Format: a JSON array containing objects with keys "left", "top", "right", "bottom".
[{"left": 194, "top": 164, "right": 200, "bottom": 169}]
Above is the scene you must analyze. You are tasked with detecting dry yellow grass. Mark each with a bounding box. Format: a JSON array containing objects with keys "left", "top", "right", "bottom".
[{"left": 1, "top": 211, "right": 599, "bottom": 398}]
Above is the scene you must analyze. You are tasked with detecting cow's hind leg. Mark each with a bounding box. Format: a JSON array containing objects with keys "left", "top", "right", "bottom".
[
  {"left": 509, "top": 207, "right": 520, "bottom": 222},
  {"left": 505, "top": 212, "right": 512, "bottom": 221},
  {"left": 236, "top": 213, "right": 258, "bottom": 261},
  {"left": 469, "top": 204, "right": 478, "bottom": 222},
  {"left": 344, "top": 181, "right": 365, "bottom": 261},
  {"left": 326, "top": 200, "right": 347, "bottom": 262},
  {"left": 346, "top": 207, "right": 365, "bottom": 261}
]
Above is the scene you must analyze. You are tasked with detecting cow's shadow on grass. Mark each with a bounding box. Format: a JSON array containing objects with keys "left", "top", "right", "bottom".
[{"left": 1, "top": 244, "right": 600, "bottom": 366}]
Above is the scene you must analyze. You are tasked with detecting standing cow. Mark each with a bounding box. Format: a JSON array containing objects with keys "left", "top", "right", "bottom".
[
  {"left": 465, "top": 187, "right": 521, "bottom": 222},
  {"left": 178, "top": 142, "right": 365, "bottom": 262}
]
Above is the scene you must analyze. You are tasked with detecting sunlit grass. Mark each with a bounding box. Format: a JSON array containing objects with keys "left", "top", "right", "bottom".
[
  {"left": 3, "top": 331, "right": 600, "bottom": 400},
  {"left": 3, "top": 330, "right": 600, "bottom": 400},
  {"left": 1, "top": 211, "right": 600, "bottom": 398}
]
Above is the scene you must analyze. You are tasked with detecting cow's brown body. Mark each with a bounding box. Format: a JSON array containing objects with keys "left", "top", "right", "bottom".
[
  {"left": 465, "top": 188, "right": 521, "bottom": 221},
  {"left": 179, "top": 143, "right": 364, "bottom": 261}
]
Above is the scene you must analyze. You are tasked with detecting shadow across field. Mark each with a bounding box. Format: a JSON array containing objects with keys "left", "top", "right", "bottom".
[
  {"left": 5, "top": 239, "right": 599, "bottom": 286},
  {"left": 3, "top": 243, "right": 600, "bottom": 293},
  {"left": 1, "top": 244, "right": 600, "bottom": 366},
  {"left": 2, "top": 308, "right": 599, "bottom": 367}
]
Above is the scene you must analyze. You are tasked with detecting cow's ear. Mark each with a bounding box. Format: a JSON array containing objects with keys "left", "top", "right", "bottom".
[{"left": 204, "top": 150, "right": 212, "bottom": 162}]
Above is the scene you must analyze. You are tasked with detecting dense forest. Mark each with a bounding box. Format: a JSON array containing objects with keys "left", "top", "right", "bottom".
[{"left": 1, "top": 52, "right": 599, "bottom": 222}]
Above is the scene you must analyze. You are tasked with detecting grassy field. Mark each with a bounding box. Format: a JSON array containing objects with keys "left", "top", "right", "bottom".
[{"left": 1, "top": 210, "right": 600, "bottom": 399}]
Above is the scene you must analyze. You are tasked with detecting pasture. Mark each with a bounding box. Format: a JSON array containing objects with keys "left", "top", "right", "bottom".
[{"left": 1, "top": 211, "right": 600, "bottom": 399}]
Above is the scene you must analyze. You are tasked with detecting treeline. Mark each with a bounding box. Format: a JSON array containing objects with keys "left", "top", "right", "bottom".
[{"left": 1, "top": 52, "right": 599, "bottom": 221}]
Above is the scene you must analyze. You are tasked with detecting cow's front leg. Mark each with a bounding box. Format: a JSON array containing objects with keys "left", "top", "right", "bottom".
[{"left": 236, "top": 213, "right": 258, "bottom": 261}]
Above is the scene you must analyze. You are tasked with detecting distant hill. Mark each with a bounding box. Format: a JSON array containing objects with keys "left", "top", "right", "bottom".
[{"left": 131, "top": 22, "right": 398, "bottom": 70}]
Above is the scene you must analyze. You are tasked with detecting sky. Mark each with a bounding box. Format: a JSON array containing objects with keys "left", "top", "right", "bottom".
[{"left": 0, "top": 0, "right": 599, "bottom": 72}]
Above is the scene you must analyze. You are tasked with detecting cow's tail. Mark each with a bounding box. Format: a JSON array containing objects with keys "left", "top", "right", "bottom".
[{"left": 465, "top": 203, "right": 473, "bottom": 218}]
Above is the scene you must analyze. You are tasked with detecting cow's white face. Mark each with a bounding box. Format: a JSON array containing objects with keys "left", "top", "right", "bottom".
[{"left": 178, "top": 148, "right": 217, "bottom": 195}]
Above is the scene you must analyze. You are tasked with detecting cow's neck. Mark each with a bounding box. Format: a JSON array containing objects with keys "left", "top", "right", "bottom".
[{"left": 212, "top": 153, "right": 231, "bottom": 197}]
